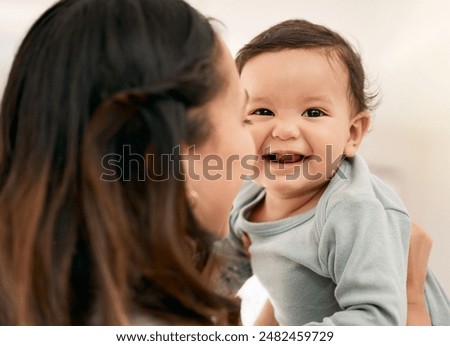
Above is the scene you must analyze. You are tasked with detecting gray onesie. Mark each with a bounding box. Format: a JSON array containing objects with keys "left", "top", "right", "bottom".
[{"left": 222, "top": 156, "right": 450, "bottom": 325}]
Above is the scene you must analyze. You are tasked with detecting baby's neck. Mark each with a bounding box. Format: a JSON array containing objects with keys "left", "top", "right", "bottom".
[{"left": 250, "top": 184, "right": 327, "bottom": 223}]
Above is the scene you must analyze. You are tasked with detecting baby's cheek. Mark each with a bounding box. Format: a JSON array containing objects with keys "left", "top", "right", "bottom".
[{"left": 248, "top": 125, "right": 267, "bottom": 148}]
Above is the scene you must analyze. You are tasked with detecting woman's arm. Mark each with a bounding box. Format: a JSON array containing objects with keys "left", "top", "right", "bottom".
[
  {"left": 254, "top": 299, "right": 278, "bottom": 326},
  {"left": 406, "top": 223, "right": 432, "bottom": 325}
]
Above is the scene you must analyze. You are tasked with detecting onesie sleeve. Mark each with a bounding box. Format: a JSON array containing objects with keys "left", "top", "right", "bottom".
[
  {"left": 214, "top": 223, "right": 253, "bottom": 296},
  {"left": 310, "top": 197, "right": 410, "bottom": 325}
]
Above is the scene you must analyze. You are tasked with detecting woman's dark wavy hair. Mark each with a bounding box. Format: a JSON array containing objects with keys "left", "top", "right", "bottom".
[
  {"left": 236, "top": 19, "right": 378, "bottom": 114},
  {"left": 0, "top": 0, "right": 239, "bottom": 325}
]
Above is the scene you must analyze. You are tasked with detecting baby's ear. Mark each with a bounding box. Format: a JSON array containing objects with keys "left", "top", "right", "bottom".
[{"left": 344, "top": 111, "right": 371, "bottom": 157}]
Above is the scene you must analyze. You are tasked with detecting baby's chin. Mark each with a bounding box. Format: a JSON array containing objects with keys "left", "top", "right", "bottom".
[{"left": 256, "top": 170, "right": 329, "bottom": 197}]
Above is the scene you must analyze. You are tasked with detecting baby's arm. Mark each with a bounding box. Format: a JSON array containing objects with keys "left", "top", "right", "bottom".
[
  {"left": 215, "top": 227, "right": 253, "bottom": 296},
  {"left": 312, "top": 198, "right": 409, "bottom": 325},
  {"left": 248, "top": 223, "right": 432, "bottom": 326},
  {"left": 215, "top": 181, "right": 260, "bottom": 295},
  {"left": 406, "top": 223, "right": 432, "bottom": 325}
]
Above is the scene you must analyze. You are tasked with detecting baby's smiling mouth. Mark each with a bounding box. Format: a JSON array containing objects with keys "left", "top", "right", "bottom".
[{"left": 262, "top": 152, "right": 305, "bottom": 164}]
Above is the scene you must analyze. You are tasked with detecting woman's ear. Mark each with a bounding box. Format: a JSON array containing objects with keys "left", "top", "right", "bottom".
[
  {"left": 344, "top": 111, "right": 371, "bottom": 157},
  {"left": 180, "top": 143, "right": 200, "bottom": 209}
]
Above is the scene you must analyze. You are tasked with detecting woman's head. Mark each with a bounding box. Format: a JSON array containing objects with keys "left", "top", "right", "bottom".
[
  {"left": 235, "top": 19, "right": 377, "bottom": 114},
  {"left": 0, "top": 0, "right": 244, "bottom": 325}
]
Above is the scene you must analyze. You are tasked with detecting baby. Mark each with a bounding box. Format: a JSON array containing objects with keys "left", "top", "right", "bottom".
[{"left": 223, "top": 19, "right": 450, "bottom": 325}]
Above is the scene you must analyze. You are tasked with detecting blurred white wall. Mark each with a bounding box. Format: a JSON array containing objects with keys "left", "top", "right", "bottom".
[
  {"left": 0, "top": 0, "right": 449, "bottom": 297},
  {"left": 0, "top": 0, "right": 57, "bottom": 92}
]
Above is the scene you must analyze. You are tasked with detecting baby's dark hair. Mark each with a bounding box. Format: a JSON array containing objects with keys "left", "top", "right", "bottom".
[{"left": 235, "top": 19, "right": 378, "bottom": 114}]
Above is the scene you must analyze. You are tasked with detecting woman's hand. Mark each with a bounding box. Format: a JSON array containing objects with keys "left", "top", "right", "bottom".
[
  {"left": 242, "top": 232, "right": 251, "bottom": 258},
  {"left": 254, "top": 299, "right": 279, "bottom": 326},
  {"left": 406, "top": 222, "right": 432, "bottom": 325}
]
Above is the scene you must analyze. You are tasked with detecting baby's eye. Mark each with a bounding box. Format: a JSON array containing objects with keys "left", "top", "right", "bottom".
[
  {"left": 251, "top": 108, "right": 274, "bottom": 116},
  {"left": 302, "top": 108, "right": 325, "bottom": 118}
]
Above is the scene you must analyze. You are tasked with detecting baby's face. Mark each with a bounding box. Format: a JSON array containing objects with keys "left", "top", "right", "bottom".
[{"left": 240, "top": 48, "right": 356, "bottom": 197}]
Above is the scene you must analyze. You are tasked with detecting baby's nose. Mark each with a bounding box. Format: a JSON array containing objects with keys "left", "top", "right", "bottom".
[{"left": 271, "top": 119, "right": 300, "bottom": 140}]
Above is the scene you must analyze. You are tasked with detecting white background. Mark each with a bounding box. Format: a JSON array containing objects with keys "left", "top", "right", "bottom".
[{"left": 0, "top": 0, "right": 449, "bottom": 309}]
